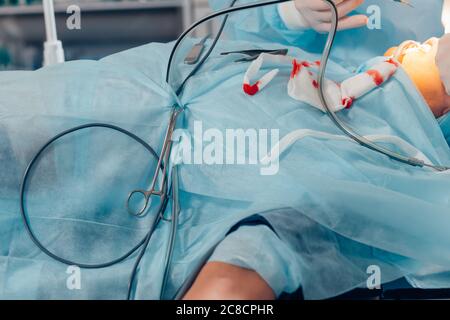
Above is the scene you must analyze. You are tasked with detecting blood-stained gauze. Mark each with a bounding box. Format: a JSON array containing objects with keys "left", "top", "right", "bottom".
[{"left": 243, "top": 53, "right": 398, "bottom": 113}]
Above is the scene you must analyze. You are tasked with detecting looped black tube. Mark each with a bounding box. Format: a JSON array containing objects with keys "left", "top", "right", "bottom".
[
  {"left": 20, "top": 123, "right": 170, "bottom": 299},
  {"left": 20, "top": 123, "right": 165, "bottom": 269}
]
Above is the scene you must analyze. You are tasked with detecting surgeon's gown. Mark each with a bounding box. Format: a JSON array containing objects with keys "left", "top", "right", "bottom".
[
  {"left": 210, "top": 0, "right": 445, "bottom": 68},
  {"left": 2, "top": 2, "right": 450, "bottom": 298}
]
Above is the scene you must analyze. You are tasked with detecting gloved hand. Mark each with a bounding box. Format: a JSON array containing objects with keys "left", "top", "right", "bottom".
[
  {"left": 437, "top": 34, "right": 450, "bottom": 95},
  {"left": 279, "top": 0, "right": 368, "bottom": 32}
]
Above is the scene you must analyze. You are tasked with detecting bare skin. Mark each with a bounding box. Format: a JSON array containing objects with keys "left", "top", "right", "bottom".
[
  {"left": 385, "top": 38, "right": 450, "bottom": 117},
  {"left": 183, "top": 262, "right": 276, "bottom": 300}
]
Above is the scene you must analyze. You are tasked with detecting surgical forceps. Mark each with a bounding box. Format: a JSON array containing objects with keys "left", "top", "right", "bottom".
[{"left": 127, "top": 107, "right": 183, "bottom": 217}]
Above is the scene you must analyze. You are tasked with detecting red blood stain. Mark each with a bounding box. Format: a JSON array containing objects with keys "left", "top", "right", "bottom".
[
  {"left": 291, "top": 60, "right": 314, "bottom": 79},
  {"left": 366, "top": 69, "right": 384, "bottom": 86},
  {"left": 312, "top": 80, "right": 319, "bottom": 88},
  {"left": 291, "top": 59, "right": 302, "bottom": 79},
  {"left": 314, "top": 60, "right": 321, "bottom": 66},
  {"left": 243, "top": 81, "right": 260, "bottom": 96},
  {"left": 342, "top": 97, "right": 354, "bottom": 109},
  {"left": 385, "top": 58, "right": 399, "bottom": 67},
  {"left": 301, "top": 61, "right": 311, "bottom": 67}
]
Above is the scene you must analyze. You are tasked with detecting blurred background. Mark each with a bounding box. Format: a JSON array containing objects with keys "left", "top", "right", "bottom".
[{"left": 0, "top": 0, "right": 214, "bottom": 70}]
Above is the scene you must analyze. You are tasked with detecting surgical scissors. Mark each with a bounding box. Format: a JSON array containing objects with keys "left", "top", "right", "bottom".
[
  {"left": 127, "top": 106, "right": 183, "bottom": 217},
  {"left": 220, "top": 48, "right": 288, "bottom": 62}
]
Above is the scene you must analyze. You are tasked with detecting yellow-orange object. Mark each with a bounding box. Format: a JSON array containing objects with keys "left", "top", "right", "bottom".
[{"left": 385, "top": 38, "right": 450, "bottom": 117}]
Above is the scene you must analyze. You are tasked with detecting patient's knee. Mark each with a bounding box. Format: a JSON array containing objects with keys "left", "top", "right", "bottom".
[{"left": 183, "top": 262, "right": 275, "bottom": 300}]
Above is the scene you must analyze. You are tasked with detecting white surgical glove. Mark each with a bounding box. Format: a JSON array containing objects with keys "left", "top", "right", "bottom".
[
  {"left": 437, "top": 34, "right": 450, "bottom": 95},
  {"left": 278, "top": 0, "right": 368, "bottom": 32}
]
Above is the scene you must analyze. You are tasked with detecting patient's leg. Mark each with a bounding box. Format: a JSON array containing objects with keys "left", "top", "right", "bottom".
[{"left": 183, "top": 261, "right": 275, "bottom": 300}]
